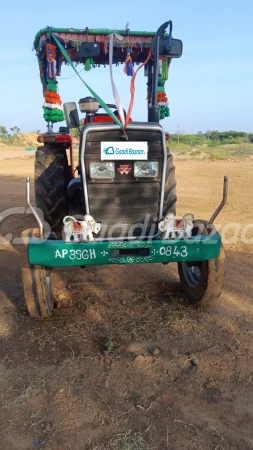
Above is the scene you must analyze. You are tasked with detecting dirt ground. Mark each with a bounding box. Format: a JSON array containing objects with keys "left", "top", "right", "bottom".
[{"left": 0, "top": 156, "right": 253, "bottom": 450}]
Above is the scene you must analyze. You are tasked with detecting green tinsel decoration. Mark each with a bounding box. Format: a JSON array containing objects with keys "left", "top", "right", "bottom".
[
  {"left": 85, "top": 57, "right": 95, "bottom": 71},
  {"left": 162, "top": 59, "right": 168, "bottom": 81}
]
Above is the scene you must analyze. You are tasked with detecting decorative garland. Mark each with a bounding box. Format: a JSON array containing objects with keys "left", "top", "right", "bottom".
[
  {"left": 42, "top": 43, "right": 64, "bottom": 123},
  {"left": 43, "top": 79, "right": 64, "bottom": 123},
  {"left": 147, "top": 58, "right": 170, "bottom": 120},
  {"left": 40, "top": 33, "right": 170, "bottom": 125},
  {"left": 157, "top": 69, "right": 170, "bottom": 119}
]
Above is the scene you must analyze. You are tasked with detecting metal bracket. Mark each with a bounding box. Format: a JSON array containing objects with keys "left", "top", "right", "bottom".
[
  {"left": 209, "top": 175, "right": 228, "bottom": 224},
  {"left": 26, "top": 176, "right": 44, "bottom": 238}
]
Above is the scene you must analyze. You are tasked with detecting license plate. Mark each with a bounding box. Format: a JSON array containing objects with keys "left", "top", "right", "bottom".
[{"left": 101, "top": 142, "right": 148, "bottom": 160}]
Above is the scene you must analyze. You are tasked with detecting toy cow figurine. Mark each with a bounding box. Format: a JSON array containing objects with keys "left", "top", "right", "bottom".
[
  {"left": 62, "top": 215, "right": 101, "bottom": 243},
  {"left": 158, "top": 212, "right": 194, "bottom": 240}
]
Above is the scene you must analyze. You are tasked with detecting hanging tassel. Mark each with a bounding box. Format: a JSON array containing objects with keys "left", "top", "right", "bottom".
[
  {"left": 46, "top": 44, "right": 57, "bottom": 81},
  {"left": 107, "top": 32, "right": 125, "bottom": 128},
  {"left": 162, "top": 58, "right": 168, "bottom": 81},
  {"left": 46, "top": 44, "right": 56, "bottom": 59},
  {"left": 84, "top": 57, "right": 95, "bottom": 71},
  {"left": 158, "top": 58, "right": 169, "bottom": 81},
  {"left": 124, "top": 48, "right": 134, "bottom": 76}
]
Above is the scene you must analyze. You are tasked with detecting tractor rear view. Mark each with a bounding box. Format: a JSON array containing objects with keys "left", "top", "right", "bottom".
[{"left": 21, "top": 22, "right": 227, "bottom": 318}]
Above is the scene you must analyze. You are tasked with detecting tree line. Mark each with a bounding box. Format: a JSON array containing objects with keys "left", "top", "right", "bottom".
[
  {"left": 0, "top": 125, "right": 21, "bottom": 142},
  {"left": 170, "top": 130, "right": 253, "bottom": 146},
  {"left": 0, "top": 125, "right": 41, "bottom": 143},
  {"left": 1, "top": 124, "right": 252, "bottom": 146}
]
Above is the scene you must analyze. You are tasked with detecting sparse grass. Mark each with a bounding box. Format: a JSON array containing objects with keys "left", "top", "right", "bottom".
[
  {"left": 91, "top": 429, "right": 154, "bottom": 450},
  {"left": 104, "top": 335, "right": 117, "bottom": 353},
  {"left": 168, "top": 142, "right": 253, "bottom": 160}
]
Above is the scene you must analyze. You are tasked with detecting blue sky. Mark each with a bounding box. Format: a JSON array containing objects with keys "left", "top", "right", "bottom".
[{"left": 0, "top": 0, "right": 252, "bottom": 134}]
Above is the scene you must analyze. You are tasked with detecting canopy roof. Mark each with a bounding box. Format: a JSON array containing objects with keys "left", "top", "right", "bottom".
[
  {"left": 35, "top": 23, "right": 179, "bottom": 127},
  {"left": 34, "top": 27, "right": 169, "bottom": 65}
]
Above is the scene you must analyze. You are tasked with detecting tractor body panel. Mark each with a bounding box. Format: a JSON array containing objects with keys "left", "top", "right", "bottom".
[{"left": 78, "top": 123, "right": 167, "bottom": 238}]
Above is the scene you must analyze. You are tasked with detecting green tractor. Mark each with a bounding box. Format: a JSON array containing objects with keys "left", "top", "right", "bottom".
[{"left": 21, "top": 22, "right": 226, "bottom": 318}]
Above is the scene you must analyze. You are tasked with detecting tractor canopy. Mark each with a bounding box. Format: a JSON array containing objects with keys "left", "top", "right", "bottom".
[{"left": 34, "top": 23, "right": 183, "bottom": 127}]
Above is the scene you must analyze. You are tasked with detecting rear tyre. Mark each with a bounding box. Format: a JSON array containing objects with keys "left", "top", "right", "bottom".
[
  {"left": 35, "top": 145, "right": 69, "bottom": 236},
  {"left": 163, "top": 152, "right": 177, "bottom": 216},
  {"left": 20, "top": 229, "right": 55, "bottom": 318},
  {"left": 178, "top": 220, "right": 225, "bottom": 304}
]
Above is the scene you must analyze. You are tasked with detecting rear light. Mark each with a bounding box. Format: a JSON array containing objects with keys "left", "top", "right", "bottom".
[
  {"left": 37, "top": 134, "right": 71, "bottom": 144},
  {"left": 134, "top": 161, "right": 158, "bottom": 178},
  {"left": 90, "top": 162, "right": 115, "bottom": 179},
  {"left": 37, "top": 135, "right": 55, "bottom": 143}
]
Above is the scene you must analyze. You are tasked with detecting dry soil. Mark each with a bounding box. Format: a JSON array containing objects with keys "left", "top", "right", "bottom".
[{"left": 0, "top": 156, "right": 252, "bottom": 450}]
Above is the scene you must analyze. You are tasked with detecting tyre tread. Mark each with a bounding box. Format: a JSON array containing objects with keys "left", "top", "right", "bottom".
[
  {"left": 35, "top": 145, "right": 68, "bottom": 235},
  {"left": 163, "top": 152, "right": 177, "bottom": 216}
]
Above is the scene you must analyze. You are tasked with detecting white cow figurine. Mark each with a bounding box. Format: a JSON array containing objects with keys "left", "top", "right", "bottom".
[
  {"left": 62, "top": 215, "right": 101, "bottom": 243},
  {"left": 183, "top": 216, "right": 194, "bottom": 239},
  {"left": 158, "top": 212, "right": 194, "bottom": 240}
]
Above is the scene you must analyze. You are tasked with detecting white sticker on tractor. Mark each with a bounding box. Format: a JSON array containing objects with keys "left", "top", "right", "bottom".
[{"left": 101, "top": 142, "right": 148, "bottom": 160}]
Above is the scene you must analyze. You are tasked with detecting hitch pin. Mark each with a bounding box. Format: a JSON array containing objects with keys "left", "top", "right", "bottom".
[
  {"left": 209, "top": 175, "right": 228, "bottom": 224},
  {"left": 26, "top": 176, "right": 44, "bottom": 238}
]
